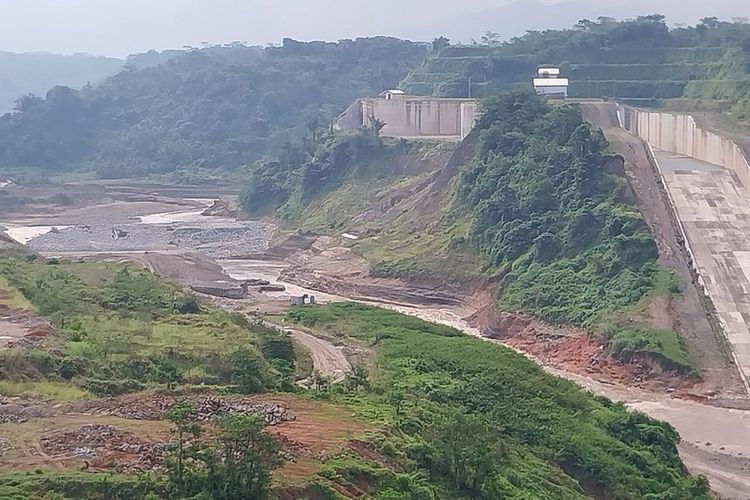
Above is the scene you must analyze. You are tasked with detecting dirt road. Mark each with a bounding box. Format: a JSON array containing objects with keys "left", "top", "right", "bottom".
[{"left": 277, "top": 324, "right": 351, "bottom": 383}]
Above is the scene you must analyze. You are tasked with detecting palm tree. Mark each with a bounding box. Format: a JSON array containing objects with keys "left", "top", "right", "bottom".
[
  {"left": 306, "top": 117, "right": 320, "bottom": 143},
  {"left": 370, "top": 118, "right": 386, "bottom": 139}
]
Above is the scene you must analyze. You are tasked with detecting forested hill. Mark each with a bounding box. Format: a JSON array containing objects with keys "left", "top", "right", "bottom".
[
  {"left": 0, "top": 38, "right": 427, "bottom": 178},
  {"left": 403, "top": 16, "right": 750, "bottom": 120}
]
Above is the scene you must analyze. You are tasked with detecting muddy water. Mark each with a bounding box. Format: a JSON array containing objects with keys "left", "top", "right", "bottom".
[{"left": 138, "top": 198, "right": 227, "bottom": 225}]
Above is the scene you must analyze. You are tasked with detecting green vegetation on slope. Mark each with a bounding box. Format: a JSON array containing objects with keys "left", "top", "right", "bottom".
[
  {"left": 459, "top": 93, "right": 657, "bottom": 325},
  {"left": 0, "top": 255, "right": 296, "bottom": 398},
  {"left": 286, "top": 302, "right": 709, "bottom": 499},
  {"left": 240, "top": 127, "right": 484, "bottom": 279},
  {"left": 241, "top": 128, "right": 391, "bottom": 219},
  {"left": 402, "top": 16, "right": 750, "bottom": 121},
  {"left": 0, "top": 38, "right": 426, "bottom": 178},
  {"left": 242, "top": 90, "right": 694, "bottom": 372},
  {"left": 454, "top": 92, "right": 692, "bottom": 372}
]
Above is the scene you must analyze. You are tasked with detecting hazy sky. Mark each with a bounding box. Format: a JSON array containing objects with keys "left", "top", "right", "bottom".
[
  {"left": 1, "top": 0, "right": 740, "bottom": 57},
  {"left": 0, "top": 0, "right": 531, "bottom": 57}
]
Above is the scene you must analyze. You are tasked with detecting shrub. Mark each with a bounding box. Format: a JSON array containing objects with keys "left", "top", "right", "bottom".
[{"left": 84, "top": 378, "right": 145, "bottom": 397}]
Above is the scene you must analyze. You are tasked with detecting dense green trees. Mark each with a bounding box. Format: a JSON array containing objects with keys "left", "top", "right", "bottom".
[
  {"left": 457, "top": 91, "right": 664, "bottom": 328},
  {"left": 402, "top": 16, "right": 750, "bottom": 117},
  {"left": 0, "top": 38, "right": 426, "bottom": 177},
  {"left": 240, "top": 128, "right": 388, "bottom": 217},
  {"left": 0, "top": 51, "right": 123, "bottom": 115}
]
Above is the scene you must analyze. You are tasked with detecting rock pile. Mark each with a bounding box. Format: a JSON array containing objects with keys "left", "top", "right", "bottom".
[
  {"left": 0, "top": 414, "right": 28, "bottom": 424},
  {"left": 87, "top": 393, "right": 294, "bottom": 425},
  {"left": 0, "top": 396, "right": 53, "bottom": 423},
  {"left": 190, "top": 396, "right": 294, "bottom": 426},
  {"left": 92, "top": 394, "right": 176, "bottom": 420},
  {"left": 41, "top": 424, "right": 166, "bottom": 472},
  {"left": 201, "top": 200, "right": 238, "bottom": 218}
]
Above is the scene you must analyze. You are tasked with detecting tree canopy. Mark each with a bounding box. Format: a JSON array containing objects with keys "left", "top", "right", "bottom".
[{"left": 0, "top": 38, "right": 426, "bottom": 178}]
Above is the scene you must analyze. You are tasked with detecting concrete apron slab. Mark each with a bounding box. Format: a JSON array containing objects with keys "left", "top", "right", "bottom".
[{"left": 655, "top": 151, "right": 750, "bottom": 393}]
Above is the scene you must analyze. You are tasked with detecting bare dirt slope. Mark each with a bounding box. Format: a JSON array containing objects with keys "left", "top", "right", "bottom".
[{"left": 581, "top": 102, "right": 747, "bottom": 400}]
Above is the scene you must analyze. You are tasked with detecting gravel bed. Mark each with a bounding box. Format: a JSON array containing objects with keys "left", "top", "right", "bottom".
[{"left": 27, "top": 220, "right": 271, "bottom": 258}]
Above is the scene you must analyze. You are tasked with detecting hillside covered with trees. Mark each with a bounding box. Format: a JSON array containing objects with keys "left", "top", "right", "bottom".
[
  {"left": 0, "top": 38, "right": 426, "bottom": 178},
  {"left": 403, "top": 16, "right": 750, "bottom": 120}
]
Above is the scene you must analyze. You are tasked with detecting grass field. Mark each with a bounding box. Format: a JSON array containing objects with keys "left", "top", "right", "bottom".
[{"left": 0, "top": 380, "right": 91, "bottom": 400}]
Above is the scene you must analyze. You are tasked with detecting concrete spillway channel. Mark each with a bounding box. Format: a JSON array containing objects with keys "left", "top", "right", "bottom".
[
  {"left": 654, "top": 151, "right": 750, "bottom": 393},
  {"left": 619, "top": 106, "right": 750, "bottom": 394}
]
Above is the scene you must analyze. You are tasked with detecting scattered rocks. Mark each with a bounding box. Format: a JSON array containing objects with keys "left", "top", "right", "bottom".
[
  {"left": 0, "top": 414, "right": 29, "bottom": 424},
  {"left": 190, "top": 396, "right": 294, "bottom": 426},
  {"left": 0, "top": 396, "right": 53, "bottom": 423},
  {"left": 0, "top": 437, "right": 11, "bottom": 454},
  {"left": 73, "top": 446, "right": 96, "bottom": 458}
]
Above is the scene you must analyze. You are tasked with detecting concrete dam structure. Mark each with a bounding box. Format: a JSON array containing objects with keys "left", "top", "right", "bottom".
[
  {"left": 619, "top": 105, "right": 750, "bottom": 392},
  {"left": 335, "top": 91, "right": 480, "bottom": 140}
]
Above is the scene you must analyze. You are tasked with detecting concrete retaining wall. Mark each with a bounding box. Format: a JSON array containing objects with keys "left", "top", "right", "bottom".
[
  {"left": 619, "top": 105, "right": 750, "bottom": 191},
  {"left": 337, "top": 96, "right": 480, "bottom": 140}
]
